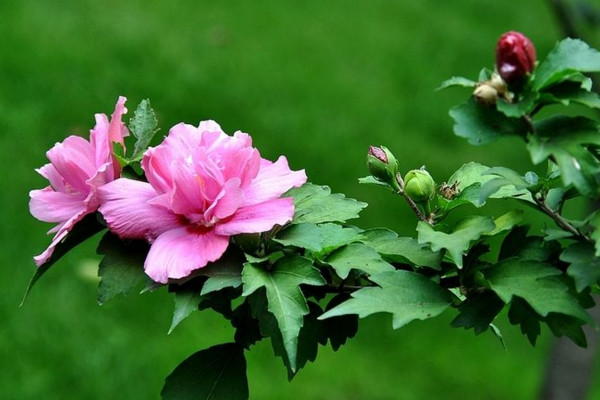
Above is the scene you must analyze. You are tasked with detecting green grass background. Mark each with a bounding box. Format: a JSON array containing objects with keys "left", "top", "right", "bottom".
[{"left": 2, "top": 0, "right": 600, "bottom": 398}]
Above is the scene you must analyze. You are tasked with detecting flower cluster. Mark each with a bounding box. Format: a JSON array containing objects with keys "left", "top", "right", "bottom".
[{"left": 30, "top": 98, "right": 306, "bottom": 283}]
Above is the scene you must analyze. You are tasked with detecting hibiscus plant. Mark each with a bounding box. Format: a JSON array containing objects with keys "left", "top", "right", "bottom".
[{"left": 26, "top": 32, "right": 600, "bottom": 399}]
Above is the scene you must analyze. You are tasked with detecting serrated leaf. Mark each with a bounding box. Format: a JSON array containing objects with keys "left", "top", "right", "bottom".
[
  {"left": 436, "top": 76, "right": 477, "bottom": 90},
  {"left": 197, "top": 249, "right": 245, "bottom": 295},
  {"left": 496, "top": 90, "right": 538, "bottom": 118},
  {"left": 324, "top": 294, "right": 358, "bottom": 351},
  {"left": 449, "top": 98, "right": 529, "bottom": 145},
  {"left": 169, "top": 290, "right": 202, "bottom": 334},
  {"left": 508, "top": 298, "right": 542, "bottom": 346},
  {"left": 161, "top": 343, "right": 248, "bottom": 400},
  {"left": 540, "top": 85, "right": 600, "bottom": 110},
  {"left": 96, "top": 233, "right": 148, "bottom": 305},
  {"left": 325, "top": 242, "right": 395, "bottom": 279},
  {"left": 561, "top": 242, "right": 600, "bottom": 292},
  {"left": 245, "top": 291, "right": 325, "bottom": 379},
  {"left": 417, "top": 216, "right": 496, "bottom": 268},
  {"left": 590, "top": 212, "right": 600, "bottom": 257},
  {"left": 533, "top": 38, "right": 600, "bottom": 91},
  {"left": 273, "top": 223, "right": 362, "bottom": 256},
  {"left": 129, "top": 99, "right": 159, "bottom": 160},
  {"left": 478, "top": 167, "right": 533, "bottom": 204},
  {"left": 485, "top": 259, "right": 590, "bottom": 323},
  {"left": 451, "top": 291, "right": 505, "bottom": 335},
  {"left": 319, "top": 270, "right": 454, "bottom": 329},
  {"left": 359, "top": 228, "right": 442, "bottom": 269},
  {"left": 529, "top": 116, "right": 600, "bottom": 197},
  {"left": 447, "top": 162, "right": 529, "bottom": 207},
  {"left": 22, "top": 213, "right": 104, "bottom": 305},
  {"left": 487, "top": 210, "right": 524, "bottom": 236},
  {"left": 546, "top": 313, "right": 587, "bottom": 347},
  {"left": 241, "top": 255, "right": 325, "bottom": 372},
  {"left": 285, "top": 183, "right": 367, "bottom": 224}
]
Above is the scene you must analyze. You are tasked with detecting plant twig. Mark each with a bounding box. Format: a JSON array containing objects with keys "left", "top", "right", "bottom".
[{"left": 534, "top": 192, "right": 591, "bottom": 241}]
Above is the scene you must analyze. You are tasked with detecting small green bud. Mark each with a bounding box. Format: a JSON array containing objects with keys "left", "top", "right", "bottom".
[
  {"left": 367, "top": 145, "right": 398, "bottom": 185},
  {"left": 404, "top": 169, "right": 435, "bottom": 203}
]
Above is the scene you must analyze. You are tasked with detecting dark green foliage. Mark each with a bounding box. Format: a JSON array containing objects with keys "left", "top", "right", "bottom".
[{"left": 161, "top": 343, "right": 248, "bottom": 400}]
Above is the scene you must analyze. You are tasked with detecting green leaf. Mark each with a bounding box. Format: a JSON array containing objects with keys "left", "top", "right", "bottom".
[
  {"left": 245, "top": 293, "right": 327, "bottom": 379},
  {"left": 447, "top": 162, "right": 529, "bottom": 207},
  {"left": 485, "top": 259, "right": 590, "bottom": 323},
  {"left": 546, "top": 313, "right": 587, "bottom": 347},
  {"left": 197, "top": 248, "right": 245, "bottom": 296},
  {"left": 323, "top": 294, "right": 358, "bottom": 351},
  {"left": 417, "top": 216, "right": 496, "bottom": 268},
  {"left": 273, "top": 223, "right": 361, "bottom": 256},
  {"left": 129, "top": 99, "right": 159, "bottom": 160},
  {"left": 325, "top": 242, "right": 395, "bottom": 279},
  {"left": 529, "top": 116, "right": 600, "bottom": 197},
  {"left": 358, "top": 175, "right": 389, "bottom": 187},
  {"left": 561, "top": 242, "right": 600, "bottom": 292},
  {"left": 508, "top": 298, "right": 542, "bottom": 346},
  {"left": 533, "top": 38, "right": 600, "bottom": 91},
  {"left": 161, "top": 343, "right": 248, "bottom": 400},
  {"left": 487, "top": 210, "right": 524, "bottom": 236},
  {"left": 22, "top": 213, "right": 104, "bottom": 305},
  {"left": 169, "top": 290, "right": 202, "bottom": 334},
  {"left": 359, "top": 228, "right": 442, "bottom": 269},
  {"left": 451, "top": 291, "right": 505, "bottom": 335},
  {"left": 319, "top": 270, "right": 454, "bottom": 329},
  {"left": 96, "top": 233, "right": 148, "bottom": 305},
  {"left": 436, "top": 76, "right": 477, "bottom": 90},
  {"left": 449, "top": 98, "right": 529, "bottom": 146},
  {"left": 540, "top": 85, "right": 600, "bottom": 110},
  {"left": 478, "top": 167, "right": 533, "bottom": 204},
  {"left": 590, "top": 213, "right": 600, "bottom": 257},
  {"left": 241, "top": 255, "right": 325, "bottom": 372},
  {"left": 285, "top": 183, "right": 367, "bottom": 224},
  {"left": 496, "top": 90, "right": 538, "bottom": 118}
]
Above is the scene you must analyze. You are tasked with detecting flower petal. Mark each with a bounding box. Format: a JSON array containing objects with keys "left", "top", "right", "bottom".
[
  {"left": 203, "top": 178, "right": 243, "bottom": 222},
  {"left": 46, "top": 136, "right": 96, "bottom": 194},
  {"left": 215, "top": 197, "right": 295, "bottom": 236},
  {"left": 33, "top": 207, "right": 89, "bottom": 266},
  {"left": 29, "top": 187, "right": 87, "bottom": 223},
  {"left": 144, "top": 227, "right": 230, "bottom": 283},
  {"left": 108, "top": 96, "right": 129, "bottom": 146},
  {"left": 242, "top": 156, "right": 307, "bottom": 206},
  {"left": 98, "top": 178, "right": 180, "bottom": 241}
]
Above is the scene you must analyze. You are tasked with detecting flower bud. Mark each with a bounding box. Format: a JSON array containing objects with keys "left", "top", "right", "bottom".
[
  {"left": 367, "top": 145, "right": 398, "bottom": 184},
  {"left": 473, "top": 83, "right": 499, "bottom": 105},
  {"left": 404, "top": 169, "right": 435, "bottom": 203},
  {"left": 495, "top": 31, "right": 536, "bottom": 85}
]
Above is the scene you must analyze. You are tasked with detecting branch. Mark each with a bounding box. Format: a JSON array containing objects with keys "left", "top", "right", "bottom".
[{"left": 534, "top": 192, "right": 591, "bottom": 241}]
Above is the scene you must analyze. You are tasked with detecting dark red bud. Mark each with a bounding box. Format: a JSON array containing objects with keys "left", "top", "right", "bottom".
[
  {"left": 368, "top": 146, "right": 388, "bottom": 163},
  {"left": 495, "top": 31, "right": 536, "bottom": 84}
]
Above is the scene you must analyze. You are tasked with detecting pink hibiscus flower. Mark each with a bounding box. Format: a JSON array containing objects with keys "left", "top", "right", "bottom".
[
  {"left": 98, "top": 120, "right": 307, "bottom": 283},
  {"left": 29, "top": 96, "right": 129, "bottom": 266}
]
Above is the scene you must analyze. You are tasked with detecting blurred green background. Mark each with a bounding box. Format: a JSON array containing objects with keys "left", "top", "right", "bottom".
[{"left": 2, "top": 0, "right": 600, "bottom": 399}]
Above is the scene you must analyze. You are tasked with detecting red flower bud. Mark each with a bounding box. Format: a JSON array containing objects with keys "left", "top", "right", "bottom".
[{"left": 495, "top": 31, "right": 536, "bottom": 84}]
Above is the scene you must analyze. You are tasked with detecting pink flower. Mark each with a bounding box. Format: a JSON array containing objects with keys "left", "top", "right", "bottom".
[
  {"left": 30, "top": 96, "right": 128, "bottom": 266},
  {"left": 98, "top": 120, "right": 307, "bottom": 283}
]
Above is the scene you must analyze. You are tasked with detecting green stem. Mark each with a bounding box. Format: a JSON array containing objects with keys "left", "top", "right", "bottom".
[{"left": 395, "top": 173, "right": 434, "bottom": 226}]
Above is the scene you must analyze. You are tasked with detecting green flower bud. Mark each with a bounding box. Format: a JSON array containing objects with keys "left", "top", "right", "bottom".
[
  {"left": 367, "top": 145, "right": 398, "bottom": 184},
  {"left": 404, "top": 169, "right": 435, "bottom": 203}
]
